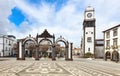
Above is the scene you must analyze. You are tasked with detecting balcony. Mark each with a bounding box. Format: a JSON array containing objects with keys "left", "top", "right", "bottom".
[
  {"left": 106, "top": 46, "right": 110, "bottom": 50},
  {"left": 111, "top": 45, "right": 118, "bottom": 49}
]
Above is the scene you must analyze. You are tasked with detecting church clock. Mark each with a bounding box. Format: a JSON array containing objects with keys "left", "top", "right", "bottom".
[{"left": 87, "top": 13, "right": 92, "bottom": 18}]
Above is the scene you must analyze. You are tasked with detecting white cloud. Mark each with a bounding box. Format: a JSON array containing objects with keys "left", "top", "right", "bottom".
[
  {"left": 13, "top": 0, "right": 83, "bottom": 47},
  {"left": 0, "top": 0, "right": 16, "bottom": 34},
  {"left": 0, "top": 0, "right": 120, "bottom": 47}
]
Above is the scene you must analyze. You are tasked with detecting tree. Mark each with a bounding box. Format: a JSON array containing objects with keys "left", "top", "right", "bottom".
[
  {"left": 40, "top": 44, "right": 49, "bottom": 52},
  {"left": 28, "top": 44, "right": 36, "bottom": 51},
  {"left": 55, "top": 44, "right": 61, "bottom": 54},
  {"left": 27, "top": 44, "right": 36, "bottom": 57},
  {"left": 84, "top": 52, "right": 93, "bottom": 58},
  {"left": 39, "top": 44, "right": 49, "bottom": 57}
]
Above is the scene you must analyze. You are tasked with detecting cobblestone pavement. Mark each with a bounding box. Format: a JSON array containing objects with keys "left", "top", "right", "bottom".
[{"left": 0, "top": 58, "right": 120, "bottom": 76}]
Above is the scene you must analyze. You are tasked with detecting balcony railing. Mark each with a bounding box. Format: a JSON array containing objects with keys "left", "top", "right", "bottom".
[
  {"left": 106, "top": 46, "right": 110, "bottom": 50},
  {"left": 111, "top": 45, "right": 118, "bottom": 49}
]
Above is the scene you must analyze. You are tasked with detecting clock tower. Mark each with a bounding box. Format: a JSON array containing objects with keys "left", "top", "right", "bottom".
[{"left": 83, "top": 6, "right": 96, "bottom": 57}]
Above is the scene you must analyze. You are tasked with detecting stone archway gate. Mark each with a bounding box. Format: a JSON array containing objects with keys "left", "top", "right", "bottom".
[
  {"left": 17, "top": 35, "right": 73, "bottom": 61},
  {"left": 17, "top": 35, "right": 39, "bottom": 60},
  {"left": 55, "top": 36, "right": 73, "bottom": 60}
]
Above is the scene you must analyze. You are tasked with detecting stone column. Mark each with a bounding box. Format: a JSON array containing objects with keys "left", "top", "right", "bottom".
[
  {"left": 22, "top": 44, "right": 25, "bottom": 60},
  {"left": 35, "top": 45, "right": 39, "bottom": 60},
  {"left": 65, "top": 45, "right": 68, "bottom": 60},
  {"left": 17, "top": 40, "right": 25, "bottom": 60},
  {"left": 67, "top": 42, "right": 73, "bottom": 61},
  {"left": 52, "top": 44, "right": 56, "bottom": 60}
]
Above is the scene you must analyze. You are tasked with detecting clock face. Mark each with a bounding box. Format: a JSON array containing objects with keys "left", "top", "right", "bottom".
[{"left": 87, "top": 13, "right": 92, "bottom": 18}]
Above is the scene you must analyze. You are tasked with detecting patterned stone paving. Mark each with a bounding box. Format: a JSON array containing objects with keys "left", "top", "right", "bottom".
[{"left": 0, "top": 58, "right": 120, "bottom": 76}]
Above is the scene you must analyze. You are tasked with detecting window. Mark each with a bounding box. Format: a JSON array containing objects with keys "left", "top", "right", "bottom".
[
  {"left": 91, "top": 32, "right": 93, "bottom": 34},
  {"left": 9, "top": 41, "right": 11, "bottom": 46},
  {"left": 113, "top": 38, "right": 117, "bottom": 46},
  {"left": 6, "top": 39, "right": 7, "bottom": 43},
  {"left": 86, "top": 32, "right": 88, "bottom": 34},
  {"left": 9, "top": 48, "right": 10, "bottom": 51},
  {"left": 6, "top": 47, "right": 7, "bottom": 51},
  {"left": 106, "top": 31, "right": 110, "bottom": 38},
  {"left": 106, "top": 40, "right": 110, "bottom": 47},
  {"left": 88, "top": 48, "right": 90, "bottom": 51},
  {"left": 113, "top": 28, "right": 117, "bottom": 37},
  {"left": 87, "top": 37, "right": 92, "bottom": 42}
]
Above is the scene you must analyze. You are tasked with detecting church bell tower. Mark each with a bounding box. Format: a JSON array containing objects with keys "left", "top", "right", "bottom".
[{"left": 83, "top": 6, "right": 96, "bottom": 56}]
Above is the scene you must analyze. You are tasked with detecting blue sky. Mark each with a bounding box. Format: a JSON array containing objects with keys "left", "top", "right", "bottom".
[
  {"left": 0, "top": 0, "right": 120, "bottom": 47},
  {"left": 8, "top": 0, "right": 69, "bottom": 26},
  {"left": 8, "top": 7, "right": 26, "bottom": 26}
]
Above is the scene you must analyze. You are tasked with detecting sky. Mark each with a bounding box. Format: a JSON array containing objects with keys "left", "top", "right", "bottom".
[{"left": 0, "top": 0, "right": 120, "bottom": 48}]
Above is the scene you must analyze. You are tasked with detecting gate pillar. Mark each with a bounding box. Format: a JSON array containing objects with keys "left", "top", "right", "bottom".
[
  {"left": 35, "top": 45, "right": 39, "bottom": 60},
  {"left": 17, "top": 40, "right": 25, "bottom": 60},
  {"left": 65, "top": 45, "right": 68, "bottom": 60},
  {"left": 52, "top": 44, "right": 56, "bottom": 60},
  {"left": 67, "top": 42, "right": 73, "bottom": 61}
]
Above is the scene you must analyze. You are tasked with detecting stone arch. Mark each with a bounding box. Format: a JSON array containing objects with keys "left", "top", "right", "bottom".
[
  {"left": 23, "top": 36, "right": 37, "bottom": 57},
  {"left": 39, "top": 38, "right": 53, "bottom": 45},
  {"left": 56, "top": 36, "right": 68, "bottom": 45},
  {"left": 17, "top": 35, "right": 38, "bottom": 60},
  {"left": 105, "top": 51, "right": 111, "bottom": 60},
  {"left": 38, "top": 38, "right": 53, "bottom": 59},
  {"left": 23, "top": 37, "right": 37, "bottom": 45},
  {"left": 112, "top": 50, "right": 119, "bottom": 62},
  {"left": 55, "top": 36, "right": 69, "bottom": 60}
]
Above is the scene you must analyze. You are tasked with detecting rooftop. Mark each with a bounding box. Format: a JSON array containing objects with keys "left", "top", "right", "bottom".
[
  {"left": 85, "top": 6, "right": 94, "bottom": 12},
  {"left": 38, "top": 29, "right": 54, "bottom": 38},
  {"left": 103, "top": 24, "right": 120, "bottom": 33}
]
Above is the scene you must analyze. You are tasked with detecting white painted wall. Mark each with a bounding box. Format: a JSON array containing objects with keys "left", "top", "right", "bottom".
[
  {"left": 85, "top": 27, "right": 95, "bottom": 54},
  {"left": 0, "top": 35, "right": 16, "bottom": 57},
  {"left": 104, "top": 26, "right": 120, "bottom": 57},
  {"left": 0, "top": 37, "right": 3, "bottom": 56}
]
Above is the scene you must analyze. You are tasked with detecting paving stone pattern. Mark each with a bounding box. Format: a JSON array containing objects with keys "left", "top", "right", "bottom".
[{"left": 0, "top": 58, "right": 120, "bottom": 76}]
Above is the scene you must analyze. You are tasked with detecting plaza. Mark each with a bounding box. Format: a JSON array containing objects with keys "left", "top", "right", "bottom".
[
  {"left": 0, "top": 1, "right": 120, "bottom": 76},
  {"left": 0, "top": 58, "right": 120, "bottom": 76}
]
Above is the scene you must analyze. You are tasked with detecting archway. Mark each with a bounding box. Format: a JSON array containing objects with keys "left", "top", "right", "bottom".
[
  {"left": 112, "top": 51, "right": 119, "bottom": 62},
  {"left": 17, "top": 35, "right": 38, "bottom": 60},
  {"left": 56, "top": 41, "right": 67, "bottom": 60},
  {"left": 24, "top": 40, "right": 36, "bottom": 58},
  {"left": 17, "top": 29, "right": 73, "bottom": 61},
  {"left": 105, "top": 51, "right": 111, "bottom": 60},
  {"left": 56, "top": 36, "right": 73, "bottom": 60},
  {"left": 39, "top": 39, "right": 53, "bottom": 59}
]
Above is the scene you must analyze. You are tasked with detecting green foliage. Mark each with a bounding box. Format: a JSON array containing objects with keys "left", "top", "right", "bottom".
[
  {"left": 111, "top": 45, "right": 118, "bottom": 49},
  {"left": 84, "top": 52, "right": 93, "bottom": 58},
  {"left": 106, "top": 46, "right": 110, "bottom": 50}
]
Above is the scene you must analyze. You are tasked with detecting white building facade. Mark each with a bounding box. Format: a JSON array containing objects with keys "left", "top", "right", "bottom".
[
  {"left": 0, "top": 35, "right": 16, "bottom": 57},
  {"left": 103, "top": 25, "right": 120, "bottom": 61},
  {"left": 82, "top": 6, "right": 96, "bottom": 56}
]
